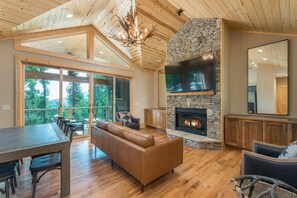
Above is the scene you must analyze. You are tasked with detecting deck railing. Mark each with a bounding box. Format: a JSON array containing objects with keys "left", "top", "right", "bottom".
[{"left": 25, "top": 106, "right": 113, "bottom": 126}]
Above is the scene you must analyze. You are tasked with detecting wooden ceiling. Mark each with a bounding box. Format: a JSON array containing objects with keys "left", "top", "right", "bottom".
[
  {"left": 0, "top": 0, "right": 69, "bottom": 37},
  {"left": 168, "top": 0, "right": 297, "bottom": 34},
  {"left": 1, "top": 0, "right": 296, "bottom": 71}
]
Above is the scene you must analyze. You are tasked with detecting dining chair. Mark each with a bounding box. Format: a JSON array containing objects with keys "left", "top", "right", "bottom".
[
  {"left": 29, "top": 126, "right": 75, "bottom": 198},
  {"left": 0, "top": 161, "right": 18, "bottom": 198}
]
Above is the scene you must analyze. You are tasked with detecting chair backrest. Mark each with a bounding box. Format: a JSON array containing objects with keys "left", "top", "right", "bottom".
[{"left": 116, "top": 111, "right": 127, "bottom": 121}]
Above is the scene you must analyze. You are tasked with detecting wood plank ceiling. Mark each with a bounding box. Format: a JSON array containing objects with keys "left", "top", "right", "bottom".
[
  {"left": 0, "top": 0, "right": 69, "bottom": 37},
  {"left": 168, "top": 0, "right": 297, "bottom": 34},
  {"left": 0, "top": 0, "right": 296, "bottom": 71}
]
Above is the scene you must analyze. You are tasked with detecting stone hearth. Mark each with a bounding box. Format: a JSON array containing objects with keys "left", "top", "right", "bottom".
[{"left": 167, "top": 129, "right": 220, "bottom": 150}]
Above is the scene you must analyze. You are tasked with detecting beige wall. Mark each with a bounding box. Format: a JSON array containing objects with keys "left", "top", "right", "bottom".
[
  {"left": 0, "top": 39, "right": 155, "bottom": 127},
  {"left": 134, "top": 68, "right": 155, "bottom": 122},
  {"left": 229, "top": 31, "right": 297, "bottom": 117},
  {"left": 223, "top": 21, "right": 231, "bottom": 115},
  {"left": 0, "top": 40, "right": 15, "bottom": 128}
]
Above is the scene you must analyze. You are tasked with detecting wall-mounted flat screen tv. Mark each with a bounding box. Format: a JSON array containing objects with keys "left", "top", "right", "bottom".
[{"left": 165, "top": 53, "right": 216, "bottom": 93}]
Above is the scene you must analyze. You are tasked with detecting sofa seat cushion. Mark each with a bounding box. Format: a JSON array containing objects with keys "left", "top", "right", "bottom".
[
  {"left": 107, "top": 123, "right": 125, "bottom": 138},
  {"left": 96, "top": 120, "right": 109, "bottom": 131},
  {"left": 123, "top": 128, "right": 155, "bottom": 148}
]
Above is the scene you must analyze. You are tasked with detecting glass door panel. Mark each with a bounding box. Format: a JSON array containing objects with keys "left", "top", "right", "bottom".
[
  {"left": 115, "top": 78, "right": 130, "bottom": 113},
  {"left": 62, "top": 70, "right": 89, "bottom": 136},
  {"left": 93, "top": 74, "right": 113, "bottom": 121},
  {"left": 24, "top": 65, "right": 60, "bottom": 125}
]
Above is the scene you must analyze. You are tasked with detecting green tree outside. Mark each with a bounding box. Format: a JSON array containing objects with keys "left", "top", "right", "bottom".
[{"left": 25, "top": 66, "right": 54, "bottom": 125}]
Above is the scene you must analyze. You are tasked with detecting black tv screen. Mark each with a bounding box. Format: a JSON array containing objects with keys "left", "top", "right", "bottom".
[{"left": 165, "top": 53, "right": 216, "bottom": 93}]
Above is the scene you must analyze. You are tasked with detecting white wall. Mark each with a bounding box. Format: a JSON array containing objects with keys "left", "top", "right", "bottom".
[
  {"left": 134, "top": 68, "right": 155, "bottom": 122},
  {"left": 0, "top": 39, "right": 155, "bottom": 127}
]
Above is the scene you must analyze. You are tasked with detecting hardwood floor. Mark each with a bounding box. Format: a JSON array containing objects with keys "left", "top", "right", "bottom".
[{"left": 2, "top": 128, "right": 242, "bottom": 198}]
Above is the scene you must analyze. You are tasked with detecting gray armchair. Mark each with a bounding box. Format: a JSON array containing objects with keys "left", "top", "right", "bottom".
[
  {"left": 116, "top": 111, "right": 140, "bottom": 130},
  {"left": 241, "top": 140, "right": 297, "bottom": 189}
]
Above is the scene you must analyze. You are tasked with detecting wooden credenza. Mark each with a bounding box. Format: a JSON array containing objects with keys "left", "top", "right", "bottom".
[
  {"left": 144, "top": 108, "right": 166, "bottom": 130},
  {"left": 225, "top": 114, "right": 297, "bottom": 150}
]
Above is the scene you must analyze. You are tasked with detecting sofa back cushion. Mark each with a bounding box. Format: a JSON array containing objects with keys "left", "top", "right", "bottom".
[
  {"left": 96, "top": 120, "right": 109, "bottom": 131},
  {"left": 107, "top": 123, "right": 124, "bottom": 138},
  {"left": 123, "top": 128, "right": 155, "bottom": 148}
]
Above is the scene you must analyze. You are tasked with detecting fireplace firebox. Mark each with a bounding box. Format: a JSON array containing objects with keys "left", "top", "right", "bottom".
[{"left": 175, "top": 108, "right": 207, "bottom": 136}]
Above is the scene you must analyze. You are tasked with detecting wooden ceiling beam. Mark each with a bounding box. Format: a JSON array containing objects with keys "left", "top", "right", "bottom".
[
  {"left": 12, "top": 25, "right": 92, "bottom": 41},
  {"left": 92, "top": 25, "right": 136, "bottom": 69},
  {"left": 137, "top": 8, "right": 177, "bottom": 33}
]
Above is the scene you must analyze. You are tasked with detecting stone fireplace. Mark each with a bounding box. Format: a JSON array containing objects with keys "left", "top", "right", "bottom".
[
  {"left": 166, "top": 18, "right": 222, "bottom": 150},
  {"left": 175, "top": 108, "right": 207, "bottom": 136}
]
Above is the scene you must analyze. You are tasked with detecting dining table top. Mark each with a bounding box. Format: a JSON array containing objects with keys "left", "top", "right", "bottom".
[{"left": 0, "top": 123, "right": 69, "bottom": 155}]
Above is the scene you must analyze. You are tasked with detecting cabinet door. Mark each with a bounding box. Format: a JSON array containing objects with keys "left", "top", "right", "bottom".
[
  {"left": 264, "top": 122, "right": 288, "bottom": 146},
  {"left": 242, "top": 120, "right": 263, "bottom": 150},
  {"left": 225, "top": 117, "right": 242, "bottom": 147},
  {"left": 144, "top": 109, "right": 155, "bottom": 127},
  {"left": 292, "top": 125, "right": 297, "bottom": 142},
  {"left": 155, "top": 111, "right": 166, "bottom": 129}
]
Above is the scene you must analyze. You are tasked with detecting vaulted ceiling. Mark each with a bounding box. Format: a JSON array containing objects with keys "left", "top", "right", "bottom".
[{"left": 0, "top": 0, "right": 296, "bottom": 71}]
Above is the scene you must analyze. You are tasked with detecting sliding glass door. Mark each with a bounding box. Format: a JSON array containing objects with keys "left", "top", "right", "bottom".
[
  {"left": 116, "top": 78, "right": 130, "bottom": 113},
  {"left": 62, "top": 70, "right": 90, "bottom": 136},
  {"left": 24, "top": 65, "right": 60, "bottom": 125},
  {"left": 24, "top": 65, "right": 131, "bottom": 137},
  {"left": 93, "top": 74, "right": 113, "bottom": 121}
]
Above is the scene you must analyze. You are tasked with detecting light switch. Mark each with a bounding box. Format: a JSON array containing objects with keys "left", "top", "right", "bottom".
[{"left": 2, "top": 105, "right": 10, "bottom": 110}]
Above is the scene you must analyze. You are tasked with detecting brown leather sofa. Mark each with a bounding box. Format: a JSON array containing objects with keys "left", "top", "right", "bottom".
[{"left": 91, "top": 121, "right": 183, "bottom": 192}]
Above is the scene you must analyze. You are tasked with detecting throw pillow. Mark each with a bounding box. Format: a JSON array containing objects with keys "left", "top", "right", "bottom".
[
  {"left": 118, "top": 112, "right": 132, "bottom": 123},
  {"left": 278, "top": 141, "right": 297, "bottom": 158}
]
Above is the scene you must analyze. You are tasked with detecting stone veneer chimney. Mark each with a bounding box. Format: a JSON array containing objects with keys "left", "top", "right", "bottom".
[{"left": 166, "top": 18, "right": 222, "bottom": 149}]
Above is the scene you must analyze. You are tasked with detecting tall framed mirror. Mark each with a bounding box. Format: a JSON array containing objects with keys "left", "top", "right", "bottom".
[{"left": 248, "top": 40, "right": 288, "bottom": 115}]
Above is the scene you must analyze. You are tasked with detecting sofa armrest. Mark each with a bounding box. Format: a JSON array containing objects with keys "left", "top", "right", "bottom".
[
  {"left": 253, "top": 140, "right": 286, "bottom": 157},
  {"left": 242, "top": 150, "right": 297, "bottom": 188},
  {"left": 141, "top": 137, "right": 183, "bottom": 186}
]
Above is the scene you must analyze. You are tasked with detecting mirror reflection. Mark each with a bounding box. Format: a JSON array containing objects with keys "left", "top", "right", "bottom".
[{"left": 248, "top": 40, "right": 288, "bottom": 115}]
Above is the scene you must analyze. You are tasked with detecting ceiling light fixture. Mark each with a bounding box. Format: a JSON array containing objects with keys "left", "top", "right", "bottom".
[
  {"left": 57, "top": 40, "right": 62, "bottom": 44},
  {"left": 263, "top": 57, "right": 268, "bottom": 61},
  {"left": 66, "top": 13, "right": 73, "bottom": 18},
  {"left": 109, "top": 1, "right": 156, "bottom": 47},
  {"left": 257, "top": 49, "right": 263, "bottom": 53}
]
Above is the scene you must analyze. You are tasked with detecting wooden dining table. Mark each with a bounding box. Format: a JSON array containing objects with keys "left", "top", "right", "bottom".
[{"left": 0, "top": 123, "right": 71, "bottom": 197}]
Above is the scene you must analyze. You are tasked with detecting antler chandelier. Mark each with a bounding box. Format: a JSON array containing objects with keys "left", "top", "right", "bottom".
[{"left": 110, "top": 1, "right": 156, "bottom": 47}]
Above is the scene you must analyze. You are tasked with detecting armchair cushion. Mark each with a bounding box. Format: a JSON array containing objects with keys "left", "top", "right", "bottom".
[
  {"left": 125, "top": 122, "right": 140, "bottom": 130},
  {"left": 278, "top": 141, "right": 297, "bottom": 159},
  {"left": 253, "top": 141, "right": 285, "bottom": 158},
  {"left": 117, "top": 112, "right": 132, "bottom": 123}
]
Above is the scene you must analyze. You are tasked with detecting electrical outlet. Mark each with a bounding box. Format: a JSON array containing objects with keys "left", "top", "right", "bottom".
[{"left": 2, "top": 105, "right": 10, "bottom": 110}]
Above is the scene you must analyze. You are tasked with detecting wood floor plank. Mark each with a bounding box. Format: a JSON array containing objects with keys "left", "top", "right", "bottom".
[{"left": 0, "top": 128, "right": 241, "bottom": 198}]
